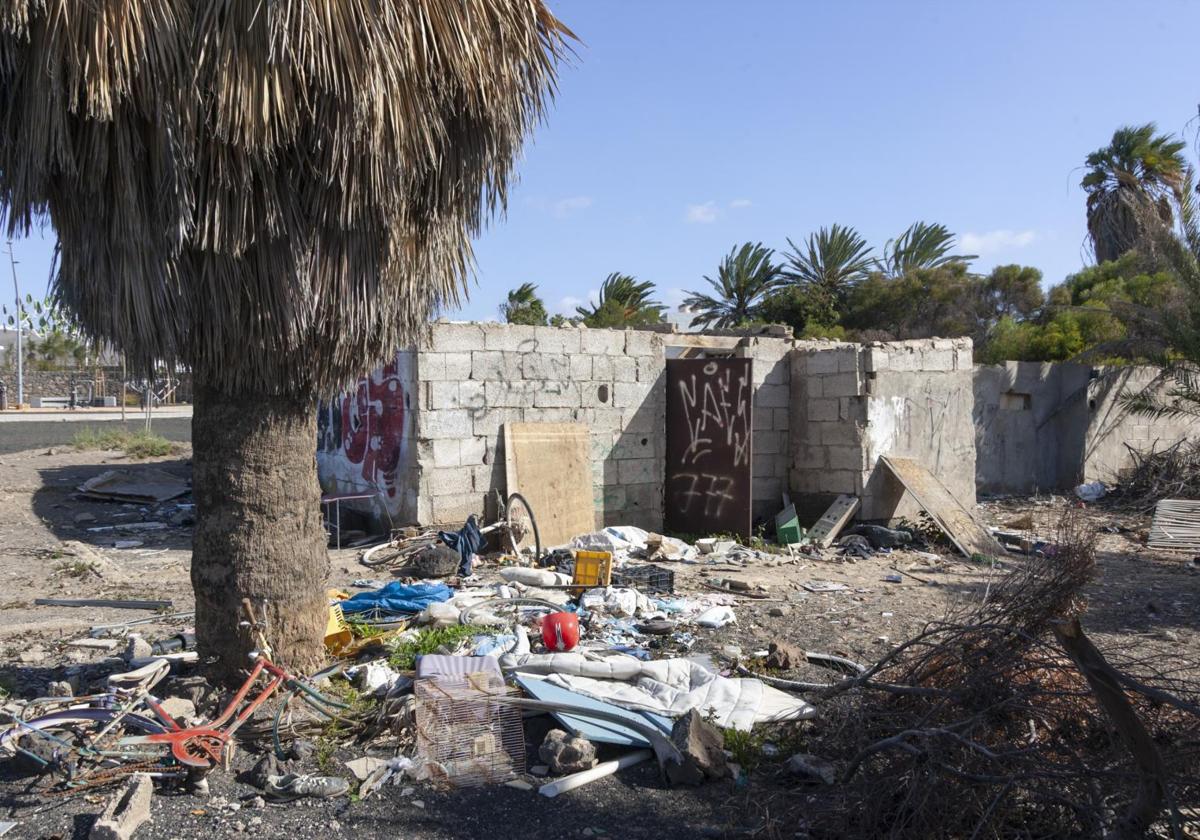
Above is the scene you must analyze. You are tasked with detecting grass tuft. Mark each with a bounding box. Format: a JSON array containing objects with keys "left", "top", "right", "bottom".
[{"left": 72, "top": 427, "right": 179, "bottom": 459}]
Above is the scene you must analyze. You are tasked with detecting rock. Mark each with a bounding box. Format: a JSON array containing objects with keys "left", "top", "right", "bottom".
[
  {"left": 538, "top": 729, "right": 597, "bottom": 775},
  {"left": 666, "top": 709, "right": 728, "bottom": 785},
  {"left": 124, "top": 635, "right": 153, "bottom": 661},
  {"left": 529, "top": 765, "right": 550, "bottom": 777},
  {"left": 247, "top": 796, "right": 265, "bottom": 810},
  {"left": 47, "top": 680, "right": 74, "bottom": 697},
  {"left": 504, "top": 779, "right": 533, "bottom": 791},
  {"left": 168, "top": 510, "right": 195, "bottom": 527},
  {"left": 69, "top": 638, "right": 120, "bottom": 651},
  {"left": 18, "top": 648, "right": 46, "bottom": 665},
  {"left": 73, "top": 512, "right": 97, "bottom": 524},
  {"left": 344, "top": 756, "right": 386, "bottom": 781},
  {"left": 233, "top": 822, "right": 247, "bottom": 834},
  {"left": 248, "top": 753, "right": 279, "bottom": 790},
  {"left": 765, "top": 641, "right": 804, "bottom": 670},
  {"left": 90, "top": 772, "right": 153, "bottom": 840},
  {"left": 248, "top": 817, "right": 263, "bottom": 828},
  {"left": 159, "top": 697, "right": 196, "bottom": 723},
  {"left": 768, "top": 607, "right": 787, "bottom": 618},
  {"left": 786, "top": 753, "right": 836, "bottom": 785}
]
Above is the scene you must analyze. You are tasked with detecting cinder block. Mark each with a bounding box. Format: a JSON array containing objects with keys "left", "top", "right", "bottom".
[
  {"left": 432, "top": 439, "right": 460, "bottom": 468},
  {"left": 613, "top": 381, "right": 653, "bottom": 409},
  {"left": 484, "top": 380, "right": 526, "bottom": 408},
  {"left": 954, "top": 347, "right": 972, "bottom": 370},
  {"left": 624, "top": 481, "right": 662, "bottom": 512},
  {"left": 807, "top": 398, "right": 839, "bottom": 423},
  {"left": 837, "top": 349, "right": 861, "bottom": 373},
  {"left": 806, "top": 350, "right": 842, "bottom": 375},
  {"left": 818, "top": 422, "right": 860, "bottom": 446},
  {"left": 433, "top": 492, "right": 483, "bottom": 523},
  {"left": 532, "top": 381, "right": 580, "bottom": 408},
  {"left": 624, "top": 330, "right": 661, "bottom": 356},
  {"left": 826, "top": 445, "right": 865, "bottom": 471},
  {"left": 471, "top": 350, "right": 505, "bottom": 380},
  {"left": 483, "top": 324, "right": 536, "bottom": 351},
  {"left": 753, "top": 407, "right": 774, "bottom": 431},
  {"left": 822, "top": 469, "right": 859, "bottom": 495},
  {"left": 759, "top": 358, "right": 789, "bottom": 386},
  {"left": 612, "top": 357, "right": 638, "bottom": 383},
  {"left": 618, "top": 457, "right": 660, "bottom": 484},
  {"left": 472, "top": 407, "right": 523, "bottom": 437},
  {"left": 527, "top": 406, "right": 580, "bottom": 423},
  {"left": 530, "top": 326, "right": 582, "bottom": 354},
  {"left": 752, "top": 474, "right": 782, "bottom": 503},
  {"left": 613, "top": 431, "right": 657, "bottom": 460},
  {"left": 459, "top": 380, "right": 485, "bottom": 410},
  {"left": 862, "top": 347, "right": 889, "bottom": 373},
  {"left": 622, "top": 406, "right": 659, "bottom": 434},
  {"left": 793, "top": 445, "right": 828, "bottom": 469},
  {"left": 473, "top": 463, "right": 501, "bottom": 493},
  {"left": 428, "top": 381, "right": 459, "bottom": 410},
  {"left": 570, "top": 354, "right": 592, "bottom": 380},
  {"left": 444, "top": 352, "right": 473, "bottom": 380},
  {"left": 591, "top": 433, "right": 617, "bottom": 461},
  {"left": 581, "top": 329, "right": 626, "bottom": 355},
  {"left": 602, "top": 484, "right": 627, "bottom": 511},
  {"left": 429, "top": 323, "right": 487, "bottom": 353},
  {"left": 922, "top": 349, "right": 954, "bottom": 371},
  {"left": 591, "top": 355, "right": 616, "bottom": 380},
  {"left": 419, "top": 409, "right": 473, "bottom": 440},
  {"left": 889, "top": 348, "right": 918, "bottom": 372},
  {"left": 839, "top": 397, "right": 865, "bottom": 422},
  {"left": 522, "top": 353, "right": 570, "bottom": 380},
  {"left": 580, "top": 380, "right": 615, "bottom": 409},
  {"left": 459, "top": 436, "right": 487, "bottom": 466},
  {"left": 416, "top": 495, "right": 434, "bottom": 525},
  {"left": 428, "top": 466, "right": 474, "bottom": 495},
  {"left": 90, "top": 773, "right": 153, "bottom": 840},
  {"left": 755, "top": 384, "right": 791, "bottom": 408},
  {"left": 755, "top": 430, "right": 781, "bottom": 455},
  {"left": 417, "top": 352, "right": 447, "bottom": 381},
  {"left": 820, "top": 372, "right": 861, "bottom": 398},
  {"left": 773, "top": 408, "right": 790, "bottom": 430},
  {"left": 636, "top": 356, "right": 663, "bottom": 383},
  {"left": 590, "top": 408, "right": 625, "bottom": 432}
]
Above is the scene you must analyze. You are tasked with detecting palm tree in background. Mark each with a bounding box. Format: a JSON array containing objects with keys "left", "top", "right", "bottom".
[
  {"left": 683, "top": 242, "right": 781, "bottom": 328},
  {"left": 780, "top": 224, "right": 873, "bottom": 325},
  {"left": 1083, "top": 123, "right": 1190, "bottom": 264},
  {"left": 0, "top": 1, "right": 570, "bottom": 677},
  {"left": 878, "top": 221, "right": 975, "bottom": 279},
  {"left": 576, "top": 273, "right": 665, "bottom": 327},
  {"left": 499, "top": 282, "right": 549, "bottom": 325}
]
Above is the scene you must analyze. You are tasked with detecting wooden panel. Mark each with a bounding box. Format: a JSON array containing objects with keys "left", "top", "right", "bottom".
[
  {"left": 880, "top": 456, "right": 1005, "bottom": 559},
  {"left": 664, "top": 357, "right": 753, "bottom": 538},
  {"left": 504, "top": 422, "right": 594, "bottom": 548},
  {"left": 808, "top": 494, "right": 861, "bottom": 548},
  {"left": 1148, "top": 499, "right": 1200, "bottom": 552}
]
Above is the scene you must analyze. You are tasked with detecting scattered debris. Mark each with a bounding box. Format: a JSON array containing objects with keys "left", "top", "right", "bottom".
[
  {"left": 540, "top": 729, "right": 598, "bottom": 774},
  {"left": 90, "top": 773, "right": 153, "bottom": 840},
  {"left": 34, "top": 598, "right": 173, "bottom": 611},
  {"left": 880, "top": 456, "right": 1005, "bottom": 558},
  {"left": 808, "top": 495, "right": 861, "bottom": 548},
  {"left": 79, "top": 468, "right": 189, "bottom": 504}
]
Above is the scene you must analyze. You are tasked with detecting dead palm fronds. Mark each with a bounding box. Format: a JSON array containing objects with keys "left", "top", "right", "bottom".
[{"left": 0, "top": 0, "right": 572, "bottom": 396}]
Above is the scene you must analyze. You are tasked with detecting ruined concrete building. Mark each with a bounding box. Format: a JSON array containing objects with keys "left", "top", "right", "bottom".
[{"left": 317, "top": 321, "right": 1196, "bottom": 532}]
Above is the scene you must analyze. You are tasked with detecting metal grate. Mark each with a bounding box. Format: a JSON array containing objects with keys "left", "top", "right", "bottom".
[
  {"left": 611, "top": 564, "right": 675, "bottom": 594},
  {"left": 413, "top": 674, "right": 525, "bottom": 787},
  {"left": 1148, "top": 499, "right": 1200, "bottom": 552}
]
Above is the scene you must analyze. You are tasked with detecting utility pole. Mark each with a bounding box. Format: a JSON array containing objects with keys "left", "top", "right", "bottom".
[{"left": 6, "top": 241, "right": 22, "bottom": 408}]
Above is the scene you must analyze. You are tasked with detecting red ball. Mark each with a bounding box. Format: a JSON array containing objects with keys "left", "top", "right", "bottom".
[{"left": 542, "top": 611, "right": 579, "bottom": 652}]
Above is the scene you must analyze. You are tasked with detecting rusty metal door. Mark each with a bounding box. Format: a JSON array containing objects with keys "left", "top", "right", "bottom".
[{"left": 664, "top": 357, "right": 753, "bottom": 538}]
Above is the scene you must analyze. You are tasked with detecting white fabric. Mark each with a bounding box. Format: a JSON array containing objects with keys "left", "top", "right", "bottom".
[{"left": 500, "top": 652, "right": 815, "bottom": 731}]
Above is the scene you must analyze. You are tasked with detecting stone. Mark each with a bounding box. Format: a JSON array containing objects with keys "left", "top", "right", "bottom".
[
  {"left": 786, "top": 753, "right": 837, "bottom": 785},
  {"left": 158, "top": 697, "right": 196, "bottom": 723},
  {"left": 765, "top": 641, "right": 804, "bottom": 670},
  {"left": 90, "top": 773, "right": 153, "bottom": 840},
  {"left": 768, "top": 606, "right": 787, "bottom": 618},
  {"left": 538, "top": 729, "right": 597, "bottom": 775},
  {"left": 665, "top": 709, "right": 728, "bottom": 785},
  {"left": 47, "top": 680, "right": 74, "bottom": 697},
  {"left": 73, "top": 512, "right": 97, "bottom": 524},
  {"left": 529, "top": 765, "right": 550, "bottom": 777},
  {"left": 18, "top": 648, "right": 46, "bottom": 665},
  {"left": 68, "top": 638, "right": 120, "bottom": 651},
  {"left": 504, "top": 779, "right": 533, "bottom": 791}
]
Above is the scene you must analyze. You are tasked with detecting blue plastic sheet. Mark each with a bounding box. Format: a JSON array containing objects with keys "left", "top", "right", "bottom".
[{"left": 339, "top": 581, "right": 453, "bottom": 616}]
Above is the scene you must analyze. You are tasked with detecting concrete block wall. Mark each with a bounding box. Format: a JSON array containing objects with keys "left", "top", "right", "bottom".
[
  {"left": 789, "top": 338, "right": 976, "bottom": 523},
  {"left": 859, "top": 338, "right": 976, "bottom": 521},
  {"left": 738, "top": 336, "right": 794, "bottom": 523},
  {"left": 413, "top": 322, "right": 666, "bottom": 532}
]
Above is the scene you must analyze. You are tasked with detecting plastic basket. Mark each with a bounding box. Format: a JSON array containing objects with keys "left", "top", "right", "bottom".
[
  {"left": 611, "top": 564, "right": 675, "bottom": 594},
  {"left": 571, "top": 550, "right": 613, "bottom": 590}
]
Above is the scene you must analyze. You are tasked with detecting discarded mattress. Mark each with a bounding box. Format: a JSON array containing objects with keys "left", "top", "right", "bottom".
[
  {"left": 78, "top": 468, "right": 189, "bottom": 503},
  {"left": 339, "top": 582, "right": 452, "bottom": 616},
  {"left": 500, "top": 652, "right": 815, "bottom": 731}
]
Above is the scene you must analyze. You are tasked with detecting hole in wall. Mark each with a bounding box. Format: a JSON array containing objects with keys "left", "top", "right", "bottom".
[
  {"left": 640, "top": 437, "right": 648, "bottom": 446},
  {"left": 1089, "top": 399, "right": 1097, "bottom": 410},
  {"left": 999, "top": 391, "right": 1032, "bottom": 411},
  {"left": 597, "top": 384, "right": 609, "bottom": 403}
]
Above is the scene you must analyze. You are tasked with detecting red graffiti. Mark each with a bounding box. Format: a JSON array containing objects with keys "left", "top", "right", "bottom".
[{"left": 340, "top": 361, "right": 407, "bottom": 497}]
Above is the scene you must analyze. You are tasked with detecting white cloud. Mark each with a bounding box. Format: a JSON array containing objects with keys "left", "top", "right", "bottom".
[
  {"left": 553, "top": 288, "right": 599, "bottom": 315},
  {"left": 685, "top": 201, "right": 719, "bottom": 224},
  {"left": 959, "top": 229, "right": 1037, "bottom": 256},
  {"left": 729, "top": 198, "right": 752, "bottom": 209},
  {"left": 551, "top": 195, "right": 593, "bottom": 218}
]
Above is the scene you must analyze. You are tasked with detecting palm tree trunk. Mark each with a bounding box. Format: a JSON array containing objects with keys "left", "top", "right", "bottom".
[{"left": 191, "top": 380, "right": 328, "bottom": 684}]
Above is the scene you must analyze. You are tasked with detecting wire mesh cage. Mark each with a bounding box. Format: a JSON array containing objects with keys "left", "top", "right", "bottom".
[
  {"left": 413, "top": 674, "right": 525, "bottom": 787},
  {"left": 611, "top": 563, "right": 676, "bottom": 594}
]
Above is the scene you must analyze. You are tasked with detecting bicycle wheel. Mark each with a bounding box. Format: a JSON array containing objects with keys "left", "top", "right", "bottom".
[
  {"left": 504, "top": 492, "right": 542, "bottom": 562},
  {"left": 359, "top": 534, "right": 438, "bottom": 568},
  {"left": 1, "top": 709, "right": 168, "bottom": 785}
]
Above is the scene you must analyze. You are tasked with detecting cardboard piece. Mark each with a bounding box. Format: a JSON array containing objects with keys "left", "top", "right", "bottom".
[
  {"left": 79, "top": 468, "right": 189, "bottom": 503},
  {"left": 880, "top": 456, "right": 1005, "bottom": 559},
  {"left": 504, "top": 422, "right": 594, "bottom": 548}
]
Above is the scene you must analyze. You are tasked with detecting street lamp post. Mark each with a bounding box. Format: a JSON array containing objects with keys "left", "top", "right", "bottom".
[{"left": 6, "top": 242, "right": 21, "bottom": 408}]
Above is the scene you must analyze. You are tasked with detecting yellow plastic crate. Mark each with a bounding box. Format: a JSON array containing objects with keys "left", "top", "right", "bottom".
[
  {"left": 572, "top": 550, "right": 613, "bottom": 590},
  {"left": 324, "top": 602, "right": 353, "bottom": 653}
]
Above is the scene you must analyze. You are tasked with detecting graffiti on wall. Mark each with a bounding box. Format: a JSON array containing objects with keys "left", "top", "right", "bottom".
[
  {"left": 317, "top": 358, "right": 408, "bottom": 499},
  {"left": 664, "top": 358, "right": 753, "bottom": 537}
]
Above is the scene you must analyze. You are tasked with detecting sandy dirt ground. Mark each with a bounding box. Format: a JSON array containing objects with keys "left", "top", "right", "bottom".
[{"left": 0, "top": 444, "right": 1197, "bottom": 838}]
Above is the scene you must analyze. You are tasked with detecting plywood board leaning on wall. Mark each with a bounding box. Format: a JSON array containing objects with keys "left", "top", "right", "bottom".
[
  {"left": 503, "top": 422, "right": 594, "bottom": 548},
  {"left": 880, "top": 456, "right": 1006, "bottom": 559}
]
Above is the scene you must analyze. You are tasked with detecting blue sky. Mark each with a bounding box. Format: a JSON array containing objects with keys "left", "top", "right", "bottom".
[{"left": 7, "top": 0, "right": 1200, "bottom": 325}]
